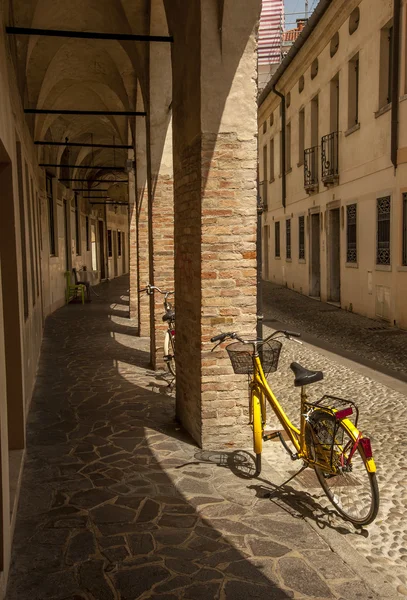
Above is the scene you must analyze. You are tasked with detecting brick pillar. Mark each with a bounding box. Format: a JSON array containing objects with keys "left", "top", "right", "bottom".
[
  {"left": 165, "top": 0, "right": 261, "bottom": 447},
  {"left": 149, "top": 0, "right": 174, "bottom": 369},
  {"left": 135, "top": 109, "right": 151, "bottom": 337}
]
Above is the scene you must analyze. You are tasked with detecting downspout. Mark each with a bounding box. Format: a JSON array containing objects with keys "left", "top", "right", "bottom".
[
  {"left": 391, "top": 0, "right": 401, "bottom": 169},
  {"left": 272, "top": 85, "right": 286, "bottom": 208}
]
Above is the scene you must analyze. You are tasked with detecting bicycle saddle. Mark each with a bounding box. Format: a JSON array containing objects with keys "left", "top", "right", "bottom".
[
  {"left": 162, "top": 310, "right": 175, "bottom": 322},
  {"left": 290, "top": 362, "right": 323, "bottom": 387}
]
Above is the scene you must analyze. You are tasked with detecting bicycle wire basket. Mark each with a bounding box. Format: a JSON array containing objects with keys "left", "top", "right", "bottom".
[{"left": 226, "top": 340, "right": 282, "bottom": 377}]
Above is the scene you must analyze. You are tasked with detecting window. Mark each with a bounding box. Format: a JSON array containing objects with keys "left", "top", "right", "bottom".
[
  {"left": 298, "top": 75, "right": 304, "bottom": 94},
  {"left": 262, "top": 144, "right": 268, "bottom": 208},
  {"left": 330, "top": 32, "right": 339, "bottom": 57},
  {"left": 107, "top": 229, "right": 113, "bottom": 257},
  {"left": 286, "top": 122, "right": 291, "bottom": 171},
  {"left": 279, "top": 130, "right": 283, "bottom": 176},
  {"left": 311, "top": 95, "right": 319, "bottom": 147},
  {"left": 376, "top": 196, "right": 391, "bottom": 265},
  {"left": 270, "top": 113, "right": 274, "bottom": 126},
  {"left": 330, "top": 74, "right": 340, "bottom": 133},
  {"left": 299, "top": 216, "right": 305, "bottom": 260},
  {"left": 118, "top": 231, "right": 122, "bottom": 257},
  {"left": 298, "top": 109, "right": 305, "bottom": 165},
  {"left": 346, "top": 204, "right": 357, "bottom": 263},
  {"left": 402, "top": 194, "right": 407, "bottom": 266},
  {"left": 46, "top": 174, "right": 56, "bottom": 256},
  {"left": 263, "top": 121, "right": 267, "bottom": 134},
  {"left": 311, "top": 58, "right": 318, "bottom": 80},
  {"left": 275, "top": 221, "right": 280, "bottom": 258},
  {"left": 379, "top": 22, "right": 394, "bottom": 108},
  {"left": 74, "top": 194, "right": 80, "bottom": 255},
  {"left": 286, "top": 219, "right": 291, "bottom": 259},
  {"left": 286, "top": 92, "right": 291, "bottom": 108},
  {"left": 349, "top": 7, "right": 360, "bottom": 35},
  {"left": 86, "top": 216, "right": 90, "bottom": 251},
  {"left": 269, "top": 138, "right": 275, "bottom": 181},
  {"left": 348, "top": 54, "right": 359, "bottom": 128}
]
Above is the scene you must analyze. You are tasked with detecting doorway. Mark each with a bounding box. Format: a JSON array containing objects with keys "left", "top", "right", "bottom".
[
  {"left": 113, "top": 231, "right": 118, "bottom": 277},
  {"left": 310, "top": 213, "right": 321, "bottom": 297},
  {"left": 98, "top": 220, "right": 106, "bottom": 280},
  {"left": 91, "top": 222, "right": 97, "bottom": 272},
  {"left": 328, "top": 208, "right": 341, "bottom": 303},
  {"left": 63, "top": 199, "right": 70, "bottom": 272},
  {"left": 263, "top": 225, "right": 269, "bottom": 280}
]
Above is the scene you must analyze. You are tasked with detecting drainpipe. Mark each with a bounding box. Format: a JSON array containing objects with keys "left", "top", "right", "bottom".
[
  {"left": 272, "top": 85, "right": 286, "bottom": 208},
  {"left": 391, "top": 0, "right": 401, "bottom": 169}
]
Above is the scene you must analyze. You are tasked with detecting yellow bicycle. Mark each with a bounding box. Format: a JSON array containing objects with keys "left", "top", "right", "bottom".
[{"left": 211, "top": 329, "right": 379, "bottom": 526}]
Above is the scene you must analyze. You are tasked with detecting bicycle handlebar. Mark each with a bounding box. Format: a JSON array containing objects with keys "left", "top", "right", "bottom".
[
  {"left": 139, "top": 284, "right": 174, "bottom": 297},
  {"left": 210, "top": 329, "right": 301, "bottom": 345}
]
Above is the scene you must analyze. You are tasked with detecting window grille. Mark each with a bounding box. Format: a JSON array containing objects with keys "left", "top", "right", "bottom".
[
  {"left": 286, "top": 219, "right": 291, "bottom": 259},
  {"left": 376, "top": 196, "right": 391, "bottom": 265},
  {"left": 275, "top": 221, "right": 280, "bottom": 258},
  {"left": 346, "top": 204, "right": 357, "bottom": 263},
  {"left": 403, "top": 194, "right": 407, "bottom": 266},
  {"left": 299, "top": 216, "right": 305, "bottom": 259}
]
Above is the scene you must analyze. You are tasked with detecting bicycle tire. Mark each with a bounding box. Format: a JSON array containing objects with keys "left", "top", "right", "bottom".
[
  {"left": 305, "top": 410, "right": 379, "bottom": 526},
  {"left": 252, "top": 393, "right": 263, "bottom": 474},
  {"left": 164, "top": 330, "right": 176, "bottom": 376}
]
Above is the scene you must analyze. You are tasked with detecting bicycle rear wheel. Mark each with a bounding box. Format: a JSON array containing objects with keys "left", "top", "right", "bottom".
[{"left": 306, "top": 411, "right": 379, "bottom": 526}]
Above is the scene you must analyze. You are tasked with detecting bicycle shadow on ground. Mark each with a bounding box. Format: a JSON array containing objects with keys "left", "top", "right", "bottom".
[{"left": 179, "top": 449, "right": 371, "bottom": 539}]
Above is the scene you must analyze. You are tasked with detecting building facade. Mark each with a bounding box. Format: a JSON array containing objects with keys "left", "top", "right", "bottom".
[{"left": 258, "top": 0, "right": 407, "bottom": 329}]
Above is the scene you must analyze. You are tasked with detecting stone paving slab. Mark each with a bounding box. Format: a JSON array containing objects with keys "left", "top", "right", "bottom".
[{"left": 6, "top": 277, "right": 392, "bottom": 600}]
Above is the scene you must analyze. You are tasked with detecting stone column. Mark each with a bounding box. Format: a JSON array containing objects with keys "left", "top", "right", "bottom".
[
  {"left": 148, "top": 0, "right": 174, "bottom": 369},
  {"left": 165, "top": 0, "right": 261, "bottom": 447}
]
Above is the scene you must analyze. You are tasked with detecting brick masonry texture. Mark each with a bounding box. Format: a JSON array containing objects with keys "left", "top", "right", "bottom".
[
  {"left": 136, "top": 183, "right": 151, "bottom": 337},
  {"left": 174, "top": 132, "right": 257, "bottom": 448},
  {"left": 151, "top": 173, "right": 174, "bottom": 370}
]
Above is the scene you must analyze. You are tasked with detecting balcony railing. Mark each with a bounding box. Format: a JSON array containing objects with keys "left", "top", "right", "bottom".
[
  {"left": 304, "top": 146, "right": 319, "bottom": 192},
  {"left": 321, "top": 131, "right": 339, "bottom": 184}
]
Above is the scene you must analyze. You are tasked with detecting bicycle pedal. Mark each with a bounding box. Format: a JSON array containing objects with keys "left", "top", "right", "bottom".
[
  {"left": 263, "top": 432, "right": 281, "bottom": 442},
  {"left": 263, "top": 430, "right": 287, "bottom": 442},
  {"left": 163, "top": 355, "right": 173, "bottom": 362}
]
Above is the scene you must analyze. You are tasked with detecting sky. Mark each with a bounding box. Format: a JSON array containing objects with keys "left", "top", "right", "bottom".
[{"left": 284, "top": 0, "right": 317, "bottom": 29}]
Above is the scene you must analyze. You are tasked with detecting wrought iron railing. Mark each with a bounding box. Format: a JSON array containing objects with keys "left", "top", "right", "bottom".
[
  {"left": 321, "top": 132, "right": 339, "bottom": 184},
  {"left": 304, "top": 146, "right": 319, "bottom": 191}
]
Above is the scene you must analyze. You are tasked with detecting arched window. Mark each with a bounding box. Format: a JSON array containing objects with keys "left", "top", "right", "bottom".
[
  {"left": 349, "top": 7, "right": 360, "bottom": 35},
  {"left": 330, "top": 32, "right": 339, "bottom": 57}
]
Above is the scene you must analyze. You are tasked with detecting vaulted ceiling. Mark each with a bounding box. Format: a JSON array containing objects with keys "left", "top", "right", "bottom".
[{"left": 6, "top": 0, "right": 166, "bottom": 186}]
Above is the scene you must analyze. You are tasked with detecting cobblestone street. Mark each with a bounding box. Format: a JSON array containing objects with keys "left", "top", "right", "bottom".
[
  {"left": 262, "top": 281, "right": 407, "bottom": 380},
  {"left": 6, "top": 276, "right": 393, "bottom": 600},
  {"left": 261, "top": 281, "right": 407, "bottom": 597}
]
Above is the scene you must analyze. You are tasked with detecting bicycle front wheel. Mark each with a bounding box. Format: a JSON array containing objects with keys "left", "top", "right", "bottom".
[
  {"left": 252, "top": 392, "right": 263, "bottom": 475},
  {"left": 306, "top": 412, "right": 379, "bottom": 526},
  {"left": 164, "top": 330, "right": 176, "bottom": 376}
]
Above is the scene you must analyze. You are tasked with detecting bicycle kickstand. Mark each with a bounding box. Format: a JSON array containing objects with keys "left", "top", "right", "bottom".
[{"left": 264, "top": 464, "right": 308, "bottom": 499}]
